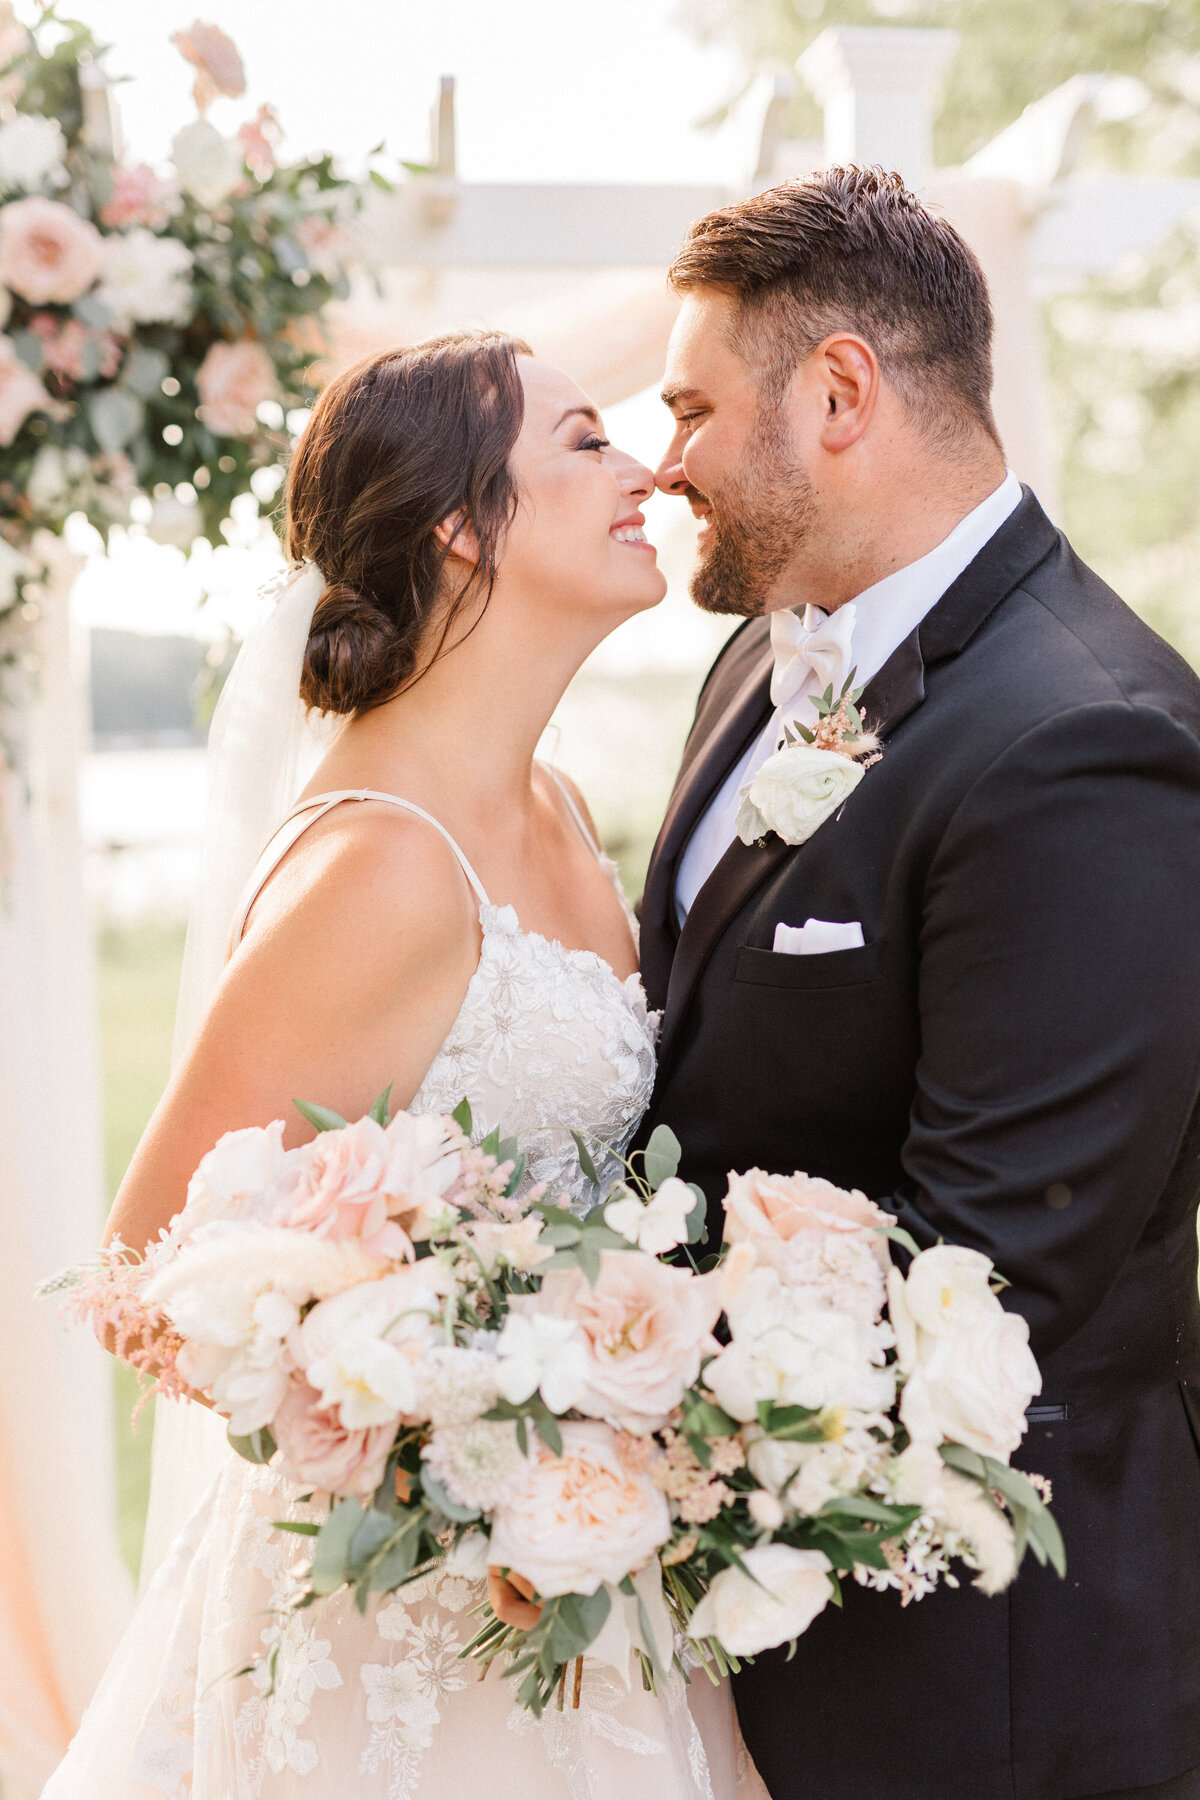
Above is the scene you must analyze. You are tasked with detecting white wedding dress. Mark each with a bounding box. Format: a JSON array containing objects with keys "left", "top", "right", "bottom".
[{"left": 44, "top": 781, "right": 759, "bottom": 1800}]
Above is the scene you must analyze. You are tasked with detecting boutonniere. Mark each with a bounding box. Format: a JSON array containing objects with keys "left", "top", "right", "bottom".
[{"left": 735, "top": 672, "right": 881, "bottom": 848}]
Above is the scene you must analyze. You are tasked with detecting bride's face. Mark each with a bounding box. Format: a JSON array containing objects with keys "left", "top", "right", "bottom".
[{"left": 496, "top": 358, "right": 667, "bottom": 627}]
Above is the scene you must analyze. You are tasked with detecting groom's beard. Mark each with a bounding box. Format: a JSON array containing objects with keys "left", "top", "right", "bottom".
[{"left": 689, "top": 410, "right": 817, "bottom": 618}]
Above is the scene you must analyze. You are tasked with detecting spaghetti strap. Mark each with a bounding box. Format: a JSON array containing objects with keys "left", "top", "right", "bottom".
[
  {"left": 228, "top": 788, "right": 491, "bottom": 954},
  {"left": 541, "top": 764, "right": 603, "bottom": 857}
]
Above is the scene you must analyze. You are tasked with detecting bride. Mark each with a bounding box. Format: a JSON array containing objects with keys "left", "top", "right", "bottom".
[{"left": 45, "top": 332, "right": 758, "bottom": 1799}]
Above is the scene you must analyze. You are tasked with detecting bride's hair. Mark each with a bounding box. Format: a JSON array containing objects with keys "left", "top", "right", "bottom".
[{"left": 286, "top": 329, "right": 531, "bottom": 715}]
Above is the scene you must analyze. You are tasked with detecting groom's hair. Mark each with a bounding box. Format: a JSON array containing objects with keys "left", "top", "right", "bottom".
[{"left": 669, "top": 166, "right": 1001, "bottom": 454}]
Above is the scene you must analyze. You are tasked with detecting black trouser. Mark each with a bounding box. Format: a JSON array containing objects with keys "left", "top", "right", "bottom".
[{"left": 1080, "top": 1769, "right": 1200, "bottom": 1800}]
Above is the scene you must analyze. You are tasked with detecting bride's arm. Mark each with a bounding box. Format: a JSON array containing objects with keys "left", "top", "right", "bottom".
[{"left": 104, "top": 805, "right": 481, "bottom": 1260}]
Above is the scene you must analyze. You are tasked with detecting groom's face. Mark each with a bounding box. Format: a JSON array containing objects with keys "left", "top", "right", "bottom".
[{"left": 657, "top": 290, "right": 816, "bottom": 617}]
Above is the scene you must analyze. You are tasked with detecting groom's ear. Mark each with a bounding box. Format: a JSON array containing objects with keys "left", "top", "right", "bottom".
[
  {"left": 809, "top": 333, "right": 880, "bottom": 456},
  {"left": 434, "top": 509, "right": 480, "bottom": 566}
]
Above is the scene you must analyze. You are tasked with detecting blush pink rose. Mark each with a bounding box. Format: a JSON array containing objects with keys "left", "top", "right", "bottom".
[
  {"left": 282, "top": 1117, "right": 414, "bottom": 1261},
  {"left": 515, "top": 1252, "right": 721, "bottom": 1434},
  {"left": 271, "top": 1374, "right": 394, "bottom": 1498},
  {"left": 487, "top": 1419, "right": 671, "bottom": 1597},
  {"left": 0, "top": 333, "right": 50, "bottom": 444},
  {"left": 724, "top": 1169, "right": 894, "bottom": 1272},
  {"left": 196, "top": 338, "right": 275, "bottom": 437},
  {"left": 171, "top": 21, "right": 246, "bottom": 108},
  {"left": 0, "top": 196, "right": 101, "bottom": 304},
  {"left": 100, "top": 164, "right": 173, "bottom": 231}
]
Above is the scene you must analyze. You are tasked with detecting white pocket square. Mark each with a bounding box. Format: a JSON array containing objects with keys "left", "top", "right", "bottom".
[{"left": 773, "top": 918, "right": 866, "bottom": 956}]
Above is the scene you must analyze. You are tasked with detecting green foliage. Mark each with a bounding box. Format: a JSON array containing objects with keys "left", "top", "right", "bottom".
[{"left": 685, "top": 0, "right": 1200, "bottom": 167}]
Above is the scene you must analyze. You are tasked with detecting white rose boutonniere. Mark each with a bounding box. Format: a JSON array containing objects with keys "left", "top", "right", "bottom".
[{"left": 737, "top": 671, "right": 881, "bottom": 848}]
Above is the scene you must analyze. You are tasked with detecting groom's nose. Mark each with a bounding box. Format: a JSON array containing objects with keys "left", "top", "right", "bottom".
[{"left": 654, "top": 427, "right": 689, "bottom": 496}]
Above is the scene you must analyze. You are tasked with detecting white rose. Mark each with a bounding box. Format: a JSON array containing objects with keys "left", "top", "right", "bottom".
[
  {"left": 0, "top": 114, "right": 67, "bottom": 192},
  {"left": 171, "top": 117, "right": 244, "bottom": 209},
  {"left": 898, "top": 1245, "right": 999, "bottom": 1346},
  {"left": 687, "top": 1544, "right": 833, "bottom": 1656},
  {"left": 96, "top": 227, "right": 193, "bottom": 327},
  {"left": 172, "top": 1120, "right": 296, "bottom": 1239},
  {"left": 736, "top": 745, "right": 864, "bottom": 847},
  {"left": 899, "top": 1308, "right": 1041, "bottom": 1461}
]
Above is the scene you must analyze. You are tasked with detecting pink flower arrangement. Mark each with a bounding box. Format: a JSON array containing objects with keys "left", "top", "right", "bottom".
[
  {"left": 171, "top": 20, "right": 246, "bottom": 110},
  {"left": 99, "top": 163, "right": 174, "bottom": 231},
  {"left": 272, "top": 1374, "right": 395, "bottom": 1498},
  {"left": 0, "top": 195, "right": 102, "bottom": 305},
  {"left": 195, "top": 338, "right": 276, "bottom": 437},
  {"left": 30, "top": 313, "right": 123, "bottom": 384}
]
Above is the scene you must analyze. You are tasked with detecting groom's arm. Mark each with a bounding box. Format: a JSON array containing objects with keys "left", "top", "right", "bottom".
[{"left": 888, "top": 699, "right": 1200, "bottom": 1357}]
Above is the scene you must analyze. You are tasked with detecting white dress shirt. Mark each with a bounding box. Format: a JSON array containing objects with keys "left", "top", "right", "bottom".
[{"left": 674, "top": 470, "right": 1023, "bottom": 925}]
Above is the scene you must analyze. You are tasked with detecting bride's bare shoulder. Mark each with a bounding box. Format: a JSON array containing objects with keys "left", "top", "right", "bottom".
[{"left": 239, "top": 798, "right": 480, "bottom": 981}]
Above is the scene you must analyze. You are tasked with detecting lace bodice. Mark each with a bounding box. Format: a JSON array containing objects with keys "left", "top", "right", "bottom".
[{"left": 412, "top": 893, "right": 657, "bottom": 1211}]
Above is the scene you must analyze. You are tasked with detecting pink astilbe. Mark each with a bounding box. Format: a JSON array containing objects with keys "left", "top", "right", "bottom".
[{"left": 55, "top": 1245, "right": 189, "bottom": 1419}]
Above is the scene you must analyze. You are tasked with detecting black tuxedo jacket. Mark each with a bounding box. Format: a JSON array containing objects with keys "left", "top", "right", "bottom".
[{"left": 639, "top": 492, "right": 1200, "bottom": 1800}]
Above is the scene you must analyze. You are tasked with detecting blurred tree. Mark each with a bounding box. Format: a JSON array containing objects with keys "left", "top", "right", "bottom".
[{"left": 681, "top": 0, "right": 1200, "bottom": 665}]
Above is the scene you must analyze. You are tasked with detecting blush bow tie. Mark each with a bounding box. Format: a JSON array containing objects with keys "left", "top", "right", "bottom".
[{"left": 769, "top": 601, "right": 859, "bottom": 713}]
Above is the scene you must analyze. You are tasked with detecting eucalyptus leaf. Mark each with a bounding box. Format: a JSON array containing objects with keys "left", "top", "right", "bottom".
[
  {"left": 349, "top": 1507, "right": 397, "bottom": 1570},
  {"left": 879, "top": 1223, "right": 922, "bottom": 1258},
  {"left": 540, "top": 1222, "right": 582, "bottom": 1248},
  {"left": 293, "top": 1097, "right": 348, "bottom": 1133},
  {"left": 575, "top": 1236, "right": 601, "bottom": 1285},
  {"left": 479, "top": 1127, "right": 501, "bottom": 1157},
  {"left": 503, "top": 1152, "right": 526, "bottom": 1198},
  {"left": 228, "top": 1424, "right": 276, "bottom": 1464},
  {"left": 685, "top": 1184, "right": 708, "bottom": 1245},
  {"left": 368, "top": 1083, "right": 393, "bottom": 1126},
  {"left": 533, "top": 1412, "right": 563, "bottom": 1455},
  {"left": 311, "top": 1499, "right": 365, "bottom": 1595},
  {"left": 120, "top": 344, "right": 170, "bottom": 398},
  {"left": 371, "top": 1523, "right": 421, "bottom": 1591},
  {"left": 419, "top": 1466, "right": 481, "bottom": 1524},
  {"left": 571, "top": 1130, "right": 601, "bottom": 1187},
  {"left": 87, "top": 387, "right": 144, "bottom": 452},
  {"left": 73, "top": 292, "right": 114, "bottom": 331},
  {"left": 546, "top": 1588, "right": 611, "bottom": 1662},
  {"left": 643, "top": 1124, "right": 682, "bottom": 1189},
  {"left": 10, "top": 329, "right": 42, "bottom": 372},
  {"left": 452, "top": 1097, "right": 473, "bottom": 1136}
]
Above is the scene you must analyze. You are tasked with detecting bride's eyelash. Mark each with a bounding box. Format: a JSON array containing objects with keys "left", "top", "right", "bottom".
[{"left": 578, "top": 434, "right": 610, "bottom": 452}]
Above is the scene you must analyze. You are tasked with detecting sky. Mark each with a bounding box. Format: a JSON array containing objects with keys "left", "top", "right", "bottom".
[{"left": 51, "top": 0, "right": 747, "bottom": 184}]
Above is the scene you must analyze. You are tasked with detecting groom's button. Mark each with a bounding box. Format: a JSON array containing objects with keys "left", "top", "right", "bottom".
[{"left": 773, "top": 918, "right": 866, "bottom": 955}]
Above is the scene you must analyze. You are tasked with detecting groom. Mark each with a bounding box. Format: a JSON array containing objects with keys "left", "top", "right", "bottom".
[{"left": 639, "top": 167, "right": 1200, "bottom": 1800}]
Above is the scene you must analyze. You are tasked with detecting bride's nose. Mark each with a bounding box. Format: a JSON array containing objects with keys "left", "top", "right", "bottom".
[{"left": 611, "top": 449, "right": 654, "bottom": 504}]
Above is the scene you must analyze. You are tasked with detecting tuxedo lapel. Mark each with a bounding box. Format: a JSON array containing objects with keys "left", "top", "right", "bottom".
[
  {"left": 652, "top": 488, "right": 1061, "bottom": 1066},
  {"left": 640, "top": 637, "right": 773, "bottom": 1006}
]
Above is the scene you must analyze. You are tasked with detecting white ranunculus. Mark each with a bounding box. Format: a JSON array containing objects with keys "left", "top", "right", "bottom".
[
  {"left": 0, "top": 114, "right": 67, "bottom": 192},
  {"left": 96, "top": 227, "right": 194, "bottom": 328},
  {"left": 900, "top": 1308, "right": 1041, "bottom": 1461},
  {"left": 746, "top": 1488, "right": 785, "bottom": 1531},
  {"left": 736, "top": 744, "right": 864, "bottom": 847},
  {"left": 171, "top": 117, "right": 244, "bottom": 209},
  {"left": 297, "top": 1267, "right": 449, "bottom": 1428},
  {"left": 605, "top": 1176, "right": 695, "bottom": 1256},
  {"left": 706, "top": 1263, "right": 894, "bottom": 1423},
  {"left": 687, "top": 1545, "right": 833, "bottom": 1656},
  {"left": 494, "top": 1311, "right": 590, "bottom": 1415},
  {"left": 306, "top": 1334, "right": 418, "bottom": 1429}
]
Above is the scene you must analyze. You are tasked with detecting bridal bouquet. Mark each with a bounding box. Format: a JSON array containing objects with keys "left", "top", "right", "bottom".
[{"left": 51, "top": 1098, "right": 1063, "bottom": 1716}]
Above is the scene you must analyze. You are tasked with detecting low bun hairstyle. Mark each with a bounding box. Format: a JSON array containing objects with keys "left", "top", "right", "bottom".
[{"left": 287, "top": 329, "right": 531, "bottom": 715}]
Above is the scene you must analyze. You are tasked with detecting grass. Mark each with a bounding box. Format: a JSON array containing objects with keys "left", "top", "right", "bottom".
[{"left": 96, "top": 920, "right": 186, "bottom": 1577}]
